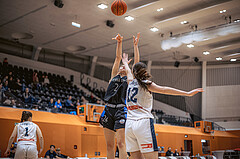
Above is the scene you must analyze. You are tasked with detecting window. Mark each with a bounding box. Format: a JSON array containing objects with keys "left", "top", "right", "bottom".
[{"left": 202, "top": 140, "right": 210, "bottom": 154}]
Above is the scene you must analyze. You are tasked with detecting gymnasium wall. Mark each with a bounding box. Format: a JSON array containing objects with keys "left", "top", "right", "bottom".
[
  {"left": 205, "top": 65, "right": 240, "bottom": 123},
  {"left": 151, "top": 66, "right": 202, "bottom": 118}
]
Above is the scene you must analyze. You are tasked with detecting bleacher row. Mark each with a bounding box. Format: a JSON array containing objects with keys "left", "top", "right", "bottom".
[{"left": 0, "top": 61, "right": 99, "bottom": 113}]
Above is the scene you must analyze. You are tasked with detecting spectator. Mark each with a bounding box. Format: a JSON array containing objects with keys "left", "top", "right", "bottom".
[
  {"left": 23, "top": 88, "right": 32, "bottom": 104},
  {"left": 8, "top": 77, "right": 14, "bottom": 90},
  {"left": 76, "top": 99, "right": 80, "bottom": 106},
  {"left": 0, "top": 84, "right": 6, "bottom": 103},
  {"left": 7, "top": 142, "right": 17, "bottom": 158},
  {"left": 48, "top": 98, "right": 54, "bottom": 108},
  {"left": 15, "top": 79, "right": 22, "bottom": 90},
  {"left": 33, "top": 72, "right": 39, "bottom": 85},
  {"left": 39, "top": 75, "right": 44, "bottom": 84},
  {"left": 3, "top": 75, "right": 8, "bottom": 83},
  {"left": 173, "top": 149, "right": 180, "bottom": 156},
  {"left": 56, "top": 148, "right": 68, "bottom": 158},
  {"left": 44, "top": 76, "right": 50, "bottom": 85},
  {"left": 45, "top": 145, "right": 57, "bottom": 159},
  {"left": 54, "top": 99, "right": 62, "bottom": 111},
  {"left": 166, "top": 147, "right": 173, "bottom": 156},
  {"left": 3, "top": 58, "right": 8, "bottom": 67},
  {"left": 8, "top": 71, "right": 13, "bottom": 79},
  {"left": 32, "top": 105, "right": 38, "bottom": 111},
  {"left": 3, "top": 81, "right": 9, "bottom": 91},
  {"left": 65, "top": 96, "right": 74, "bottom": 109}
]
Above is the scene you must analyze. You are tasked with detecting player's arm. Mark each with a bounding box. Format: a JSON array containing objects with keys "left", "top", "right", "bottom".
[
  {"left": 148, "top": 82, "right": 203, "bottom": 96},
  {"left": 133, "top": 33, "right": 140, "bottom": 65},
  {"left": 4, "top": 125, "right": 18, "bottom": 156},
  {"left": 122, "top": 53, "right": 134, "bottom": 84},
  {"left": 110, "top": 34, "right": 123, "bottom": 81},
  {"left": 36, "top": 125, "right": 44, "bottom": 155}
]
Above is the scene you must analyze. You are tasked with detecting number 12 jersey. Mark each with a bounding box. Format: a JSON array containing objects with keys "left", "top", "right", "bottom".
[{"left": 126, "top": 79, "right": 154, "bottom": 120}]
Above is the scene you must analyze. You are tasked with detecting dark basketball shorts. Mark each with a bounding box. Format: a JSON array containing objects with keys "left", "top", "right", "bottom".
[{"left": 99, "top": 106, "right": 127, "bottom": 131}]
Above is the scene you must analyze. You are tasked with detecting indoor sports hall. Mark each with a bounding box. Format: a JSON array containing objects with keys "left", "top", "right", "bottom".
[{"left": 0, "top": 0, "right": 239, "bottom": 159}]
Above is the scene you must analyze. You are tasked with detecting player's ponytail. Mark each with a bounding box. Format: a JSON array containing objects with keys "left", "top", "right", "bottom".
[
  {"left": 133, "top": 62, "right": 152, "bottom": 92},
  {"left": 21, "top": 111, "right": 32, "bottom": 122}
]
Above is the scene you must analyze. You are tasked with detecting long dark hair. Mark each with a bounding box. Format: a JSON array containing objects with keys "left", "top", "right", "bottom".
[
  {"left": 21, "top": 111, "right": 32, "bottom": 122},
  {"left": 133, "top": 62, "right": 152, "bottom": 91}
]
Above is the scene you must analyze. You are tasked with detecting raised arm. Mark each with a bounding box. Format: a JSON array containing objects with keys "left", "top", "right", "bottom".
[
  {"left": 5, "top": 125, "right": 18, "bottom": 156},
  {"left": 122, "top": 53, "right": 133, "bottom": 84},
  {"left": 111, "top": 34, "right": 123, "bottom": 80},
  {"left": 148, "top": 82, "right": 203, "bottom": 97},
  {"left": 133, "top": 33, "right": 140, "bottom": 65},
  {"left": 36, "top": 125, "right": 44, "bottom": 155}
]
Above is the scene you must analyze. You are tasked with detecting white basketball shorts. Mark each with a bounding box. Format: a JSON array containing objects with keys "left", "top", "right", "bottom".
[
  {"left": 125, "top": 118, "right": 158, "bottom": 153},
  {"left": 15, "top": 144, "right": 38, "bottom": 159}
]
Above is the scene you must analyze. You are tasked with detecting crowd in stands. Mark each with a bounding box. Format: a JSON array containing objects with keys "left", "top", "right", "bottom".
[{"left": 0, "top": 58, "right": 100, "bottom": 114}]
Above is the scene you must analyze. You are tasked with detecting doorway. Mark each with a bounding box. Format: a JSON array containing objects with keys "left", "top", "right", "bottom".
[{"left": 184, "top": 140, "right": 193, "bottom": 156}]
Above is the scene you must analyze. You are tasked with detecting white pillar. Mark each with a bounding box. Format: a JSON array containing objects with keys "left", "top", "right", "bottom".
[
  {"left": 202, "top": 61, "right": 207, "bottom": 120},
  {"left": 147, "top": 60, "right": 152, "bottom": 74},
  {"left": 90, "top": 56, "right": 98, "bottom": 76},
  {"left": 32, "top": 46, "right": 42, "bottom": 61}
]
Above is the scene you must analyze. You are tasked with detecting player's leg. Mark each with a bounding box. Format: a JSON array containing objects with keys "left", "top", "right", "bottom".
[
  {"left": 103, "top": 128, "right": 115, "bottom": 159},
  {"left": 134, "top": 118, "right": 158, "bottom": 159},
  {"left": 26, "top": 144, "right": 38, "bottom": 159},
  {"left": 14, "top": 144, "right": 26, "bottom": 159},
  {"left": 130, "top": 151, "right": 144, "bottom": 159},
  {"left": 116, "top": 128, "right": 127, "bottom": 159},
  {"left": 115, "top": 107, "right": 128, "bottom": 159}
]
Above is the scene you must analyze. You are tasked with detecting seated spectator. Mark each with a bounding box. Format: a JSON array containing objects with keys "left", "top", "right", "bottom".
[
  {"left": 32, "top": 105, "right": 38, "bottom": 111},
  {"left": 8, "top": 71, "right": 13, "bottom": 79},
  {"left": 3, "top": 57, "right": 8, "bottom": 67},
  {"left": 39, "top": 75, "right": 44, "bottom": 84},
  {"left": 56, "top": 148, "right": 68, "bottom": 158},
  {"left": 33, "top": 72, "right": 39, "bottom": 85},
  {"left": 65, "top": 96, "right": 74, "bottom": 109},
  {"left": 8, "top": 77, "right": 14, "bottom": 90},
  {"left": 44, "top": 75, "right": 50, "bottom": 85},
  {"left": 3, "top": 81, "right": 9, "bottom": 91},
  {"left": 166, "top": 147, "right": 173, "bottom": 156},
  {"left": 76, "top": 99, "right": 80, "bottom": 106},
  {"left": 3, "top": 75, "right": 8, "bottom": 83},
  {"left": 173, "top": 149, "right": 180, "bottom": 156},
  {"left": 23, "top": 88, "right": 33, "bottom": 104},
  {"left": 15, "top": 79, "right": 22, "bottom": 90},
  {"left": 45, "top": 145, "right": 57, "bottom": 159},
  {"left": 0, "top": 84, "right": 6, "bottom": 103},
  {"left": 48, "top": 98, "right": 54, "bottom": 108},
  {"left": 54, "top": 99, "right": 62, "bottom": 112}
]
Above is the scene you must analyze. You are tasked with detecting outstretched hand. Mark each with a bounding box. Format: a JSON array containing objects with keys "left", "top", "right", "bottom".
[
  {"left": 187, "top": 88, "right": 203, "bottom": 97},
  {"left": 133, "top": 33, "right": 140, "bottom": 46},
  {"left": 122, "top": 53, "right": 132, "bottom": 64},
  {"left": 112, "top": 33, "right": 123, "bottom": 43}
]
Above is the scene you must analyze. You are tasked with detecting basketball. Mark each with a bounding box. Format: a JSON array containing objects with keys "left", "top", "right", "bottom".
[{"left": 111, "top": 0, "right": 127, "bottom": 16}]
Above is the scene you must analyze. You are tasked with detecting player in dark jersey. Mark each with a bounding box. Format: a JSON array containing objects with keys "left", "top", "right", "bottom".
[{"left": 99, "top": 33, "right": 140, "bottom": 159}]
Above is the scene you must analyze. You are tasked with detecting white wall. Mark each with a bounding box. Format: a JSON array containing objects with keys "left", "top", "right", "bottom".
[
  {"left": 206, "top": 85, "right": 240, "bottom": 120},
  {"left": 216, "top": 121, "right": 240, "bottom": 130}
]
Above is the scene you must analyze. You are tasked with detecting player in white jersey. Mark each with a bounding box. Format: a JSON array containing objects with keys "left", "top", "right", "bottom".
[
  {"left": 122, "top": 53, "right": 203, "bottom": 159},
  {"left": 5, "top": 111, "right": 44, "bottom": 159}
]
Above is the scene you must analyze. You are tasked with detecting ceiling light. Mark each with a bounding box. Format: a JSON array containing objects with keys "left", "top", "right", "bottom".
[
  {"left": 180, "top": 21, "right": 188, "bottom": 24},
  {"left": 72, "top": 22, "right": 80, "bottom": 28},
  {"left": 150, "top": 27, "right": 159, "bottom": 32},
  {"left": 234, "top": 19, "right": 240, "bottom": 23},
  {"left": 98, "top": 3, "right": 108, "bottom": 9},
  {"left": 220, "top": 10, "right": 226, "bottom": 13},
  {"left": 187, "top": 44, "right": 194, "bottom": 48},
  {"left": 203, "top": 51, "right": 210, "bottom": 55},
  {"left": 125, "top": 16, "right": 134, "bottom": 21},
  {"left": 216, "top": 57, "right": 222, "bottom": 61},
  {"left": 230, "top": 59, "right": 237, "bottom": 62},
  {"left": 157, "top": 8, "right": 163, "bottom": 12}
]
